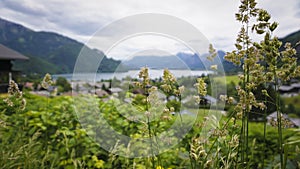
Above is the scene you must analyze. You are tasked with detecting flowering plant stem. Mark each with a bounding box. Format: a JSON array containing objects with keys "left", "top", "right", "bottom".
[{"left": 274, "top": 72, "right": 284, "bottom": 168}]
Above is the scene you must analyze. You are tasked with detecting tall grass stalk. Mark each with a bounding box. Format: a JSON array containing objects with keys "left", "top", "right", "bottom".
[
  {"left": 274, "top": 73, "right": 284, "bottom": 168},
  {"left": 262, "top": 76, "right": 268, "bottom": 169},
  {"left": 225, "top": 0, "right": 300, "bottom": 168}
]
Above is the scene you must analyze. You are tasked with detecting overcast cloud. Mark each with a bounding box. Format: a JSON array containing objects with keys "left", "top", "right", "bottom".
[{"left": 0, "top": 0, "right": 299, "bottom": 59}]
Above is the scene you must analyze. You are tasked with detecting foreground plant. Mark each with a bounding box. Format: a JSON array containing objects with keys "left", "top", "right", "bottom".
[
  {"left": 0, "top": 79, "right": 107, "bottom": 168},
  {"left": 3, "top": 80, "right": 26, "bottom": 112},
  {"left": 225, "top": 0, "right": 300, "bottom": 168}
]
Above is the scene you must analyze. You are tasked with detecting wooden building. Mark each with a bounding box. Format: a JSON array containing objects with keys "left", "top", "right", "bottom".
[{"left": 0, "top": 44, "right": 28, "bottom": 92}]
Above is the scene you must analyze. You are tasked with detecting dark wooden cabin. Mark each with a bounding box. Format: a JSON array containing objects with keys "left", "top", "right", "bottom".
[{"left": 0, "top": 44, "right": 28, "bottom": 93}]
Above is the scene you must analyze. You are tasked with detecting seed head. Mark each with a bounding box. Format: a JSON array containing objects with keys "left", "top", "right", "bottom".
[
  {"left": 8, "top": 80, "right": 22, "bottom": 98},
  {"left": 194, "top": 78, "right": 207, "bottom": 96},
  {"left": 210, "top": 65, "right": 218, "bottom": 70},
  {"left": 41, "top": 73, "right": 53, "bottom": 89}
]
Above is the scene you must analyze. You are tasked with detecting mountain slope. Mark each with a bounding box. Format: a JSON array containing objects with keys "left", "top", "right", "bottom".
[
  {"left": 123, "top": 55, "right": 189, "bottom": 69},
  {"left": 279, "top": 30, "right": 300, "bottom": 62},
  {"left": 124, "top": 50, "right": 239, "bottom": 72},
  {"left": 0, "top": 18, "right": 123, "bottom": 74},
  {"left": 176, "top": 52, "right": 205, "bottom": 69}
]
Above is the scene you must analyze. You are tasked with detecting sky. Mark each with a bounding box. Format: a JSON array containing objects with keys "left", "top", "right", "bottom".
[{"left": 0, "top": 0, "right": 299, "bottom": 60}]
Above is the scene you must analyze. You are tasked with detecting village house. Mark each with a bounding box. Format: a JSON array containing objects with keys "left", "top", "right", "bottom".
[
  {"left": 267, "top": 111, "right": 300, "bottom": 128},
  {"left": 279, "top": 83, "right": 300, "bottom": 97},
  {"left": 0, "top": 44, "right": 28, "bottom": 93}
]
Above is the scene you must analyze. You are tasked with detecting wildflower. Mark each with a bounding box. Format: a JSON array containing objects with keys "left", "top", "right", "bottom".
[
  {"left": 178, "top": 86, "right": 185, "bottom": 94},
  {"left": 174, "top": 86, "right": 185, "bottom": 96},
  {"left": 203, "top": 116, "right": 210, "bottom": 121},
  {"left": 194, "top": 95, "right": 201, "bottom": 104},
  {"left": 257, "top": 102, "right": 266, "bottom": 110},
  {"left": 163, "top": 108, "right": 170, "bottom": 113},
  {"left": 268, "top": 114, "right": 294, "bottom": 128},
  {"left": 161, "top": 69, "right": 178, "bottom": 95},
  {"left": 234, "top": 103, "right": 243, "bottom": 113},
  {"left": 92, "top": 155, "right": 104, "bottom": 168},
  {"left": 144, "top": 111, "right": 151, "bottom": 117},
  {"left": 228, "top": 97, "right": 235, "bottom": 104},
  {"left": 194, "top": 78, "right": 207, "bottom": 96},
  {"left": 236, "top": 112, "right": 243, "bottom": 119},
  {"left": 210, "top": 64, "right": 218, "bottom": 70},
  {"left": 3, "top": 80, "right": 26, "bottom": 110},
  {"left": 261, "top": 89, "right": 269, "bottom": 97},
  {"left": 219, "top": 95, "right": 227, "bottom": 102},
  {"left": 139, "top": 67, "right": 149, "bottom": 79},
  {"left": 212, "top": 128, "right": 228, "bottom": 137},
  {"left": 229, "top": 134, "right": 239, "bottom": 148},
  {"left": 95, "top": 160, "right": 104, "bottom": 169},
  {"left": 92, "top": 155, "right": 98, "bottom": 162},
  {"left": 163, "top": 69, "right": 176, "bottom": 83},
  {"left": 269, "top": 118, "right": 277, "bottom": 127},
  {"left": 8, "top": 80, "right": 22, "bottom": 98},
  {"left": 149, "top": 86, "right": 157, "bottom": 93},
  {"left": 20, "top": 98, "right": 26, "bottom": 110},
  {"left": 161, "top": 115, "right": 172, "bottom": 121},
  {"left": 133, "top": 81, "right": 142, "bottom": 88},
  {"left": 161, "top": 84, "right": 172, "bottom": 93},
  {"left": 238, "top": 74, "right": 244, "bottom": 80},
  {"left": 0, "top": 119, "right": 7, "bottom": 128},
  {"left": 3, "top": 98, "right": 13, "bottom": 107},
  {"left": 128, "top": 116, "right": 138, "bottom": 122},
  {"left": 199, "top": 150, "right": 207, "bottom": 158},
  {"left": 41, "top": 73, "right": 53, "bottom": 89},
  {"left": 204, "top": 160, "right": 212, "bottom": 169},
  {"left": 265, "top": 72, "right": 273, "bottom": 82},
  {"left": 246, "top": 82, "right": 256, "bottom": 90},
  {"left": 207, "top": 44, "right": 217, "bottom": 61},
  {"left": 190, "top": 152, "right": 198, "bottom": 160}
]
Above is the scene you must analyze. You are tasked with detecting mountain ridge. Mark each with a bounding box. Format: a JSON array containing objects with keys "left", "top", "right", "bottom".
[
  {"left": 123, "top": 50, "right": 240, "bottom": 72},
  {"left": 279, "top": 30, "right": 300, "bottom": 62},
  {"left": 1, "top": 17, "right": 299, "bottom": 74},
  {"left": 0, "top": 17, "right": 123, "bottom": 74}
]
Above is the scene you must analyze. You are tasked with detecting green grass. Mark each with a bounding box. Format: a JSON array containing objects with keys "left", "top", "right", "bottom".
[
  {"left": 189, "top": 108, "right": 221, "bottom": 115},
  {"left": 214, "top": 75, "right": 239, "bottom": 85},
  {"left": 0, "top": 94, "right": 8, "bottom": 98},
  {"left": 281, "top": 95, "right": 300, "bottom": 116},
  {"left": 282, "top": 95, "right": 300, "bottom": 109}
]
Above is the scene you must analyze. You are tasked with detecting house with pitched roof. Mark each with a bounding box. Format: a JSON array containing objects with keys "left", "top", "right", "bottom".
[{"left": 0, "top": 44, "right": 28, "bottom": 92}]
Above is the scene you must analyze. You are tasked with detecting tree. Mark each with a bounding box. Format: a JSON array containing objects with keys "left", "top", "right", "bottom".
[{"left": 55, "top": 77, "right": 71, "bottom": 93}]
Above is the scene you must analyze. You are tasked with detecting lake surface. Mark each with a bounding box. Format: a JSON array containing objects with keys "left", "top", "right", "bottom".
[{"left": 53, "top": 69, "right": 213, "bottom": 81}]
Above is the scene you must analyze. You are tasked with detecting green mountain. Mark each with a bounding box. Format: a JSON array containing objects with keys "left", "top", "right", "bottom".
[
  {"left": 279, "top": 30, "right": 300, "bottom": 62},
  {"left": 1, "top": 17, "right": 298, "bottom": 75},
  {"left": 0, "top": 18, "right": 124, "bottom": 74}
]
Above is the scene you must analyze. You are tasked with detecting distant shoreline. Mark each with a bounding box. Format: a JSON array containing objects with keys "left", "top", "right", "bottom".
[{"left": 53, "top": 69, "right": 214, "bottom": 81}]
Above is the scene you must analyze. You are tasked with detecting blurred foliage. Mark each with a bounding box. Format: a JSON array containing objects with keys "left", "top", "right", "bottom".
[
  {"left": 55, "top": 77, "right": 72, "bottom": 93},
  {"left": 0, "top": 89, "right": 299, "bottom": 168}
]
